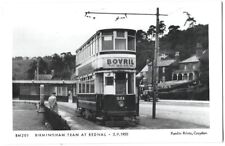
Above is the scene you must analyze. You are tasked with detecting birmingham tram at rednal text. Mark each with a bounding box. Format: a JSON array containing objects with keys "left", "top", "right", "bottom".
[{"left": 75, "top": 28, "right": 138, "bottom": 122}]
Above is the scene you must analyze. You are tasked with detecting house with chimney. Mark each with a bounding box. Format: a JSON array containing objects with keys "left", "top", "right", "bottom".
[
  {"left": 137, "top": 51, "right": 180, "bottom": 85},
  {"left": 158, "top": 52, "right": 180, "bottom": 82},
  {"left": 172, "top": 43, "right": 206, "bottom": 82},
  {"left": 137, "top": 43, "right": 208, "bottom": 88}
]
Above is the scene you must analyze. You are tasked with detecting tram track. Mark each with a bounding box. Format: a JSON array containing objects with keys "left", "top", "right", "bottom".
[{"left": 57, "top": 102, "right": 149, "bottom": 130}]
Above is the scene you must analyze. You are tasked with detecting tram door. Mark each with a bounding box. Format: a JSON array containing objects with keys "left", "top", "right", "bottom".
[
  {"left": 104, "top": 73, "right": 115, "bottom": 94},
  {"left": 115, "top": 72, "right": 126, "bottom": 95}
]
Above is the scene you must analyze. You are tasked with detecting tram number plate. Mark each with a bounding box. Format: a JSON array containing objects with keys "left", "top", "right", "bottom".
[{"left": 116, "top": 96, "right": 125, "bottom": 100}]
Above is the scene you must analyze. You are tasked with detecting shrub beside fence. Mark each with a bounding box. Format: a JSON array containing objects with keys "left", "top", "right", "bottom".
[
  {"left": 158, "top": 87, "right": 209, "bottom": 100},
  {"left": 44, "top": 106, "right": 71, "bottom": 130}
]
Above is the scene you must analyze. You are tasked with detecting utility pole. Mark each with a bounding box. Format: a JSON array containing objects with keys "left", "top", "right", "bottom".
[
  {"left": 85, "top": 8, "right": 167, "bottom": 119},
  {"left": 152, "top": 8, "right": 159, "bottom": 119}
]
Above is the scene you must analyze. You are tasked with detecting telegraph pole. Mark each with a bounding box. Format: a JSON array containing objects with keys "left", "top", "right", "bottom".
[
  {"left": 152, "top": 8, "right": 160, "bottom": 119},
  {"left": 85, "top": 8, "right": 167, "bottom": 119}
]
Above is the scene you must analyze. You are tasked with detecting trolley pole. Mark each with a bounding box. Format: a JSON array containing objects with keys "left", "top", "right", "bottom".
[{"left": 85, "top": 8, "right": 167, "bottom": 119}]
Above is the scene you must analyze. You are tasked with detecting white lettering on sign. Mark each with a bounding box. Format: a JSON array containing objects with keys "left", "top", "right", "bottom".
[
  {"left": 116, "top": 96, "right": 125, "bottom": 100},
  {"left": 107, "top": 58, "right": 135, "bottom": 67}
]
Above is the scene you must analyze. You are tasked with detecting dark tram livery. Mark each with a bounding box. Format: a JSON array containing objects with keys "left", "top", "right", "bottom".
[{"left": 75, "top": 28, "right": 138, "bottom": 121}]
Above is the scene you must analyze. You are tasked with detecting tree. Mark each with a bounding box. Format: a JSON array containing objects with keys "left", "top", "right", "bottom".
[
  {"left": 50, "top": 53, "right": 64, "bottom": 79},
  {"left": 27, "top": 57, "right": 49, "bottom": 79},
  {"left": 136, "top": 29, "right": 155, "bottom": 72},
  {"left": 50, "top": 52, "right": 75, "bottom": 79},
  {"left": 147, "top": 21, "right": 166, "bottom": 40},
  {"left": 147, "top": 25, "right": 156, "bottom": 40},
  {"left": 60, "top": 52, "right": 76, "bottom": 79},
  {"left": 183, "top": 11, "right": 196, "bottom": 28},
  {"left": 136, "top": 30, "right": 148, "bottom": 43},
  {"left": 168, "top": 25, "right": 180, "bottom": 34},
  {"left": 158, "top": 20, "right": 166, "bottom": 36}
]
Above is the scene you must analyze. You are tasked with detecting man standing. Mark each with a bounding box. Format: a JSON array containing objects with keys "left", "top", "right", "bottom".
[
  {"left": 68, "top": 90, "right": 72, "bottom": 103},
  {"left": 48, "top": 92, "right": 58, "bottom": 113}
]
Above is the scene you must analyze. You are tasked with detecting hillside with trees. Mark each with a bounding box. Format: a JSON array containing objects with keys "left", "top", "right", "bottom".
[
  {"left": 13, "top": 12, "right": 208, "bottom": 83},
  {"left": 136, "top": 24, "right": 208, "bottom": 73},
  {"left": 13, "top": 52, "right": 75, "bottom": 80}
]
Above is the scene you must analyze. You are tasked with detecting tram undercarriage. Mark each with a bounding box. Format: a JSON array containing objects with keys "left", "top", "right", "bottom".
[{"left": 76, "top": 107, "right": 138, "bottom": 127}]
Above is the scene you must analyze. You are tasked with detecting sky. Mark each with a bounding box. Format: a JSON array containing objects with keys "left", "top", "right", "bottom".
[{"left": 4, "top": 0, "right": 215, "bottom": 57}]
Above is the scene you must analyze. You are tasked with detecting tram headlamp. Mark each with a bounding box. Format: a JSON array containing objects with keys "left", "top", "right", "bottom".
[{"left": 118, "top": 100, "right": 125, "bottom": 107}]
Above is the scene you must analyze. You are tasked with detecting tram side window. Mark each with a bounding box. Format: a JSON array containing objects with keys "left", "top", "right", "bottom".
[
  {"left": 79, "top": 83, "right": 82, "bottom": 93},
  {"left": 95, "top": 73, "right": 104, "bottom": 94},
  {"left": 86, "top": 82, "right": 90, "bottom": 93},
  {"left": 105, "top": 77, "right": 114, "bottom": 85},
  {"left": 90, "top": 80, "right": 94, "bottom": 93},
  {"left": 90, "top": 43, "right": 93, "bottom": 56},
  {"left": 93, "top": 40, "right": 96, "bottom": 55},
  {"left": 128, "top": 36, "right": 135, "bottom": 51},
  {"left": 96, "top": 37, "right": 99, "bottom": 53},
  {"left": 82, "top": 83, "right": 85, "bottom": 93},
  {"left": 102, "top": 36, "right": 113, "bottom": 51}
]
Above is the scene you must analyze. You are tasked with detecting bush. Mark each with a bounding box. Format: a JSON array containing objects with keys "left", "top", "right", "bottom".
[{"left": 159, "top": 87, "right": 209, "bottom": 100}]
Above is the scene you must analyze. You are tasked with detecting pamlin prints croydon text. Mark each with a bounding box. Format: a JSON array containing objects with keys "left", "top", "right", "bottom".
[{"left": 171, "top": 131, "right": 207, "bottom": 136}]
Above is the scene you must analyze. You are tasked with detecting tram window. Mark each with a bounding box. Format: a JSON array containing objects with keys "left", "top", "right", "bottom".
[
  {"left": 102, "top": 31, "right": 113, "bottom": 35},
  {"left": 90, "top": 80, "right": 94, "bottom": 93},
  {"left": 96, "top": 37, "right": 99, "bottom": 53},
  {"left": 128, "top": 36, "right": 135, "bottom": 51},
  {"left": 128, "top": 30, "right": 135, "bottom": 36},
  {"left": 117, "top": 31, "right": 125, "bottom": 37},
  {"left": 115, "top": 73, "right": 126, "bottom": 94},
  {"left": 86, "top": 82, "right": 89, "bottom": 93},
  {"left": 82, "top": 83, "right": 85, "bottom": 93},
  {"left": 128, "top": 73, "right": 134, "bottom": 94},
  {"left": 93, "top": 41, "right": 96, "bottom": 55},
  {"left": 79, "top": 83, "right": 82, "bottom": 93},
  {"left": 115, "top": 39, "right": 126, "bottom": 50},
  {"left": 88, "top": 45, "right": 91, "bottom": 56},
  {"left": 95, "top": 73, "right": 103, "bottom": 94},
  {"left": 102, "top": 36, "right": 113, "bottom": 50},
  {"left": 105, "top": 77, "right": 114, "bottom": 85}
]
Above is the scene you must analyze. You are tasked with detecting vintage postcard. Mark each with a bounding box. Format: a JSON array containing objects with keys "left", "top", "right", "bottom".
[{"left": 0, "top": 0, "right": 223, "bottom": 145}]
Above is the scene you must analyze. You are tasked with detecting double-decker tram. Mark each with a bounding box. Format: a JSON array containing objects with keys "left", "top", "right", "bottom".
[{"left": 75, "top": 28, "right": 138, "bottom": 123}]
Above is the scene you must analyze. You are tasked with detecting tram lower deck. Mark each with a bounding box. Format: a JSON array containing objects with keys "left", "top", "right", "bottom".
[{"left": 76, "top": 71, "right": 138, "bottom": 120}]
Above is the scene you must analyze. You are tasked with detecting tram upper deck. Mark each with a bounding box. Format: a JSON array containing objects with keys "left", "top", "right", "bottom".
[{"left": 76, "top": 29, "right": 136, "bottom": 76}]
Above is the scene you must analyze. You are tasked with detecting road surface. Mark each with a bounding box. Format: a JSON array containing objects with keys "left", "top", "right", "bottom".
[
  {"left": 57, "top": 100, "right": 209, "bottom": 129},
  {"left": 13, "top": 102, "right": 51, "bottom": 130}
]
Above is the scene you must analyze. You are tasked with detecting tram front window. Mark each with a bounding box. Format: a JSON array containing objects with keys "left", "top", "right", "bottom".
[
  {"left": 115, "top": 72, "right": 126, "bottom": 94},
  {"left": 105, "top": 77, "right": 114, "bottom": 85},
  {"left": 115, "top": 39, "right": 126, "bottom": 50},
  {"left": 128, "top": 73, "right": 134, "bottom": 94}
]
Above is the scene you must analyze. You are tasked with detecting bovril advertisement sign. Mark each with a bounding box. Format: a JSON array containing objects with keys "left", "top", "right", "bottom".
[{"left": 103, "top": 57, "right": 136, "bottom": 68}]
